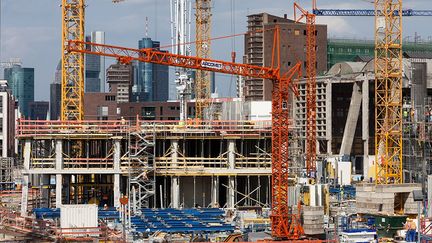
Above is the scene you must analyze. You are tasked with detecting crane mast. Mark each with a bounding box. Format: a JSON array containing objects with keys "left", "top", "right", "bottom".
[
  {"left": 195, "top": 0, "right": 212, "bottom": 119},
  {"left": 375, "top": 0, "right": 403, "bottom": 184},
  {"left": 61, "top": 0, "right": 85, "bottom": 121},
  {"left": 294, "top": 3, "right": 317, "bottom": 179}
]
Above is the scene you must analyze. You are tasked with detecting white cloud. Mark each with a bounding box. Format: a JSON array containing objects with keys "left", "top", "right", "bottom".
[
  {"left": 316, "top": 17, "right": 357, "bottom": 36},
  {"left": 2, "top": 26, "right": 57, "bottom": 59}
]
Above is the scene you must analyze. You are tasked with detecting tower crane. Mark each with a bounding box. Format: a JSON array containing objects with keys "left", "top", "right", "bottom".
[
  {"left": 67, "top": 26, "right": 304, "bottom": 239},
  {"left": 294, "top": 2, "right": 317, "bottom": 179},
  {"left": 61, "top": 0, "right": 123, "bottom": 121},
  {"left": 312, "top": 0, "right": 432, "bottom": 184},
  {"left": 61, "top": 0, "right": 85, "bottom": 121},
  {"left": 195, "top": 0, "right": 212, "bottom": 119}
]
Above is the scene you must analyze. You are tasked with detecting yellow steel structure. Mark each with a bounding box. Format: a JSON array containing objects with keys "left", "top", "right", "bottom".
[
  {"left": 61, "top": 0, "right": 85, "bottom": 121},
  {"left": 374, "top": 0, "right": 403, "bottom": 184},
  {"left": 195, "top": 0, "right": 212, "bottom": 119}
]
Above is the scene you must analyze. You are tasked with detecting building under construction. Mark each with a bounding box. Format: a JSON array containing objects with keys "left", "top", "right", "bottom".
[{"left": 5, "top": 0, "right": 432, "bottom": 242}]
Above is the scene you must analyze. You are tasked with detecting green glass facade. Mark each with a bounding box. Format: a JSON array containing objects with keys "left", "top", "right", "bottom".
[
  {"left": 327, "top": 39, "right": 432, "bottom": 69},
  {"left": 4, "top": 65, "right": 34, "bottom": 117}
]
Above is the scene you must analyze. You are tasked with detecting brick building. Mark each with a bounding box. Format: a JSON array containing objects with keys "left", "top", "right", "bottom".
[{"left": 243, "top": 13, "right": 327, "bottom": 101}]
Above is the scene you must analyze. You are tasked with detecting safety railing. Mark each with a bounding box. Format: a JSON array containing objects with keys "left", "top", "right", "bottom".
[
  {"left": 154, "top": 156, "right": 271, "bottom": 170},
  {"left": 16, "top": 119, "right": 130, "bottom": 137},
  {"left": 17, "top": 119, "right": 273, "bottom": 137}
]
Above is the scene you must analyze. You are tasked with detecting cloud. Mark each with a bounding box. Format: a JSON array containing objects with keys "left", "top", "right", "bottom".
[
  {"left": 316, "top": 17, "right": 357, "bottom": 36},
  {"left": 2, "top": 26, "right": 57, "bottom": 59}
]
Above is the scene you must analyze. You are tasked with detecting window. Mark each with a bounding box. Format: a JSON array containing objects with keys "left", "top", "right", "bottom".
[
  {"left": 105, "top": 95, "right": 116, "bottom": 101},
  {"left": 294, "top": 29, "right": 300, "bottom": 36},
  {"left": 365, "top": 49, "right": 370, "bottom": 54},
  {"left": 99, "top": 106, "right": 108, "bottom": 116},
  {"left": 142, "top": 107, "right": 156, "bottom": 120},
  {"left": 347, "top": 48, "right": 352, "bottom": 53}
]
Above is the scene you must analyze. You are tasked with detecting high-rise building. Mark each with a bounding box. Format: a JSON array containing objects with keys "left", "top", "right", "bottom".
[
  {"left": 107, "top": 62, "right": 133, "bottom": 103},
  {"left": 85, "top": 31, "right": 105, "bottom": 92},
  {"left": 4, "top": 65, "right": 34, "bottom": 117},
  {"left": 0, "top": 80, "right": 17, "bottom": 157},
  {"left": 243, "top": 13, "right": 327, "bottom": 101},
  {"left": 134, "top": 38, "right": 169, "bottom": 102},
  {"left": 29, "top": 101, "right": 49, "bottom": 120},
  {"left": 50, "top": 60, "right": 62, "bottom": 120}
]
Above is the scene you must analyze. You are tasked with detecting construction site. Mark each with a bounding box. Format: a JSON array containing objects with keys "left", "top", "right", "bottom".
[{"left": 2, "top": 0, "right": 432, "bottom": 242}]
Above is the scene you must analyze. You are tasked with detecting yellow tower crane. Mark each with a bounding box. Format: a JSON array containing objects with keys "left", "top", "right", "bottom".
[
  {"left": 374, "top": 0, "right": 403, "bottom": 184},
  {"left": 61, "top": 0, "right": 122, "bottom": 121},
  {"left": 61, "top": 0, "right": 85, "bottom": 121},
  {"left": 195, "top": 0, "right": 212, "bottom": 119}
]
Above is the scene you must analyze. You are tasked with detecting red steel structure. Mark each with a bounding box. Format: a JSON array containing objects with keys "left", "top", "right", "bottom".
[
  {"left": 67, "top": 27, "right": 304, "bottom": 239},
  {"left": 294, "top": 2, "right": 317, "bottom": 178}
]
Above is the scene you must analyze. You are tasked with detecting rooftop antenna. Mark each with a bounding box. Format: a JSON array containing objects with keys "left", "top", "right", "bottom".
[{"left": 145, "top": 17, "right": 149, "bottom": 38}]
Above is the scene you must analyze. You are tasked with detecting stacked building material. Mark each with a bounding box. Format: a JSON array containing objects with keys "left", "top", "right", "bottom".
[
  {"left": 303, "top": 206, "right": 324, "bottom": 235},
  {"left": 356, "top": 183, "right": 421, "bottom": 215}
]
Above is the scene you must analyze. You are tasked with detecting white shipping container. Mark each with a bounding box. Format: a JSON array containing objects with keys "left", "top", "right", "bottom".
[{"left": 60, "top": 204, "right": 98, "bottom": 229}]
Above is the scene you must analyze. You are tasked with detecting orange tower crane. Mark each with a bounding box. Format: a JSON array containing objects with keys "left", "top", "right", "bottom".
[
  {"left": 294, "top": 2, "right": 317, "bottom": 178},
  {"left": 67, "top": 26, "right": 304, "bottom": 239}
]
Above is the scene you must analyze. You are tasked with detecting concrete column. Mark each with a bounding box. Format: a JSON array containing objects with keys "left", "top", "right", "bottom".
[
  {"left": 56, "top": 174, "right": 62, "bottom": 207},
  {"left": 20, "top": 140, "right": 31, "bottom": 216},
  {"left": 228, "top": 140, "right": 235, "bottom": 169},
  {"left": 339, "top": 82, "right": 362, "bottom": 156},
  {"left": 55, "top": 140, "right": 63, "bottom": 208},
  {"left": 113, "top": 140, "right": 121, "bottom": 208},
  {"left": 227, "top": 176, "right": 235, "bottom": 208},
  {"left": 171, "top": 176, "right": 180, "bottom": 208},
  {"left": 227, "top": 140, "right": 236, "bottom": 208},
  {"left": 362, "top": 77, "right": 370, "bottom": 180},
  {"left": 211, "top": 176, "right": 219, "bottom": 207},
  {"left": 171, "top": 139, "right": 180, "bottom": 208},
  {"left": 325, "top": 80, "right": 333, "bottom": 154},
  {"left": 55, "top": 140, "right": 63, "bottom": 170}
]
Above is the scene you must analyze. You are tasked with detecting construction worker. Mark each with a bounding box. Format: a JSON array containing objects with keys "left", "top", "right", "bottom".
[{"left": 405, "top": 219, "right": 416, "bottom": 242}]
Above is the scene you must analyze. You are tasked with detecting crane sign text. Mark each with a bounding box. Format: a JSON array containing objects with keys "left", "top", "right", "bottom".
[{"left": 201, "top": 61, "right": 223, "bottom": 70}]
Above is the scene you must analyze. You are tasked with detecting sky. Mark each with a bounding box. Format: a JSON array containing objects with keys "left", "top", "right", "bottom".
[{"left": 1, "top": 0, "right": 432, "bottom": 101}]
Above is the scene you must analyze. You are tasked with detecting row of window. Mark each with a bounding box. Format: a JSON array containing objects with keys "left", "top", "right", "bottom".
[{"left": 328, "top": 47, "right": 371, "bottom": 54}]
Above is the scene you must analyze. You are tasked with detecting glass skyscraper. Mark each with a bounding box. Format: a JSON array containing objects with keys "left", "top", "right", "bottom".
[
  {"left": 4, "top": 65, "right": 34, "bottom": 117},
  {"left": 134, "top": 38, "right": 169, "bottom": 102},
  {"left": 85, "top": 31, "right": 105, "bottom": 92}
]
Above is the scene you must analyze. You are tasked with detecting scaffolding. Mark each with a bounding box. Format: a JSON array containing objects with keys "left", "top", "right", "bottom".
[
  {"left": 0, "top": 158, "right": 14, "bottom": 191},
  {"left": 401, "top": 98, "right": 432, "bottom": 191},
  {"left": 16, "top": 119, "right": 303, "bottom": 213}
]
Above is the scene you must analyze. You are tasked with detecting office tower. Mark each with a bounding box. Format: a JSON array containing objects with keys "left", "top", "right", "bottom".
[{"left": 4, "top": 65, "right": 34, "bottom": 117}]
